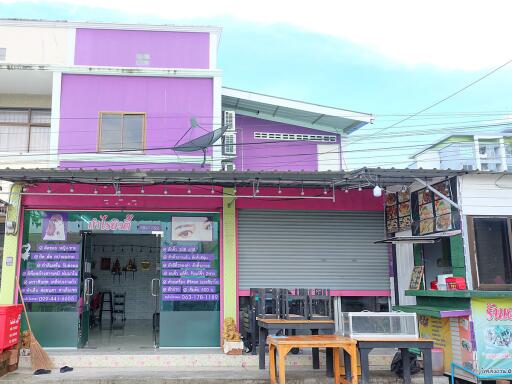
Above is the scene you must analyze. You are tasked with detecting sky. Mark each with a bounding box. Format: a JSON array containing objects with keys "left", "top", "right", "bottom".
[{"left": 2, "top": 0, "right": 512, "bottom": 169}]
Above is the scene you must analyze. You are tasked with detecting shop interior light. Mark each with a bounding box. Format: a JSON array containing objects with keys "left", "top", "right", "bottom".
[
  {"left": 140, "top": 186, "right": 145, "bottom": 194},
  {"left": 70, "top": 184, "right": 74, "bottom": 193},
  {"left": 187, "top": 186, "right": 192, "bottom": 194},
  {"left": 211, "top": 187, "right": 215, "bottom": 194},
  {"left": 93, "top": 187, "right": 98, "bottom": 194},
  {"left": 300, "top": 185, "right": 305, "bottom": 196},
  {"left": 344, "top": 187, "right": 349, "bottom": 193},
  {"left": 358, "top": 184, "right": 362, "bottom": 191},
  {"left": 46, "top": 185, "right": 51, "bottom": 194},
  {"left": 22, "top": 185, "right": 27, "bottom": 192},
  {"left": 373, "top": 185, "right": 382, "bottom": 197},
  {"left": 163, "top": 187, "right": 169, "bottom": 195},
  {"left": 323, "top": 186, "right": 328, "bottom": 195}
]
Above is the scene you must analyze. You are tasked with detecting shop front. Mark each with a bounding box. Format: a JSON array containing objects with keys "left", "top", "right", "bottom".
[
  {"left": 389, "top": 172, "right": 512, "bottom": 381},
  {"left": 0, "top": 168, "right": 398, "bottom": 352},
  {"left": 19, "top": 209, "right": 221, "bottom": 349}
]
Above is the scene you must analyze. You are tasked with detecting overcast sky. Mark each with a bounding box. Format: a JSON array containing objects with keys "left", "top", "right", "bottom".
[{"left": 2, "top": 0, "right": 512, "bottom": 168}]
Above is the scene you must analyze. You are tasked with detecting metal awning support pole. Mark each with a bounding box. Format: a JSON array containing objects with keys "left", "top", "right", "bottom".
[{"left": 413, "top": 177, "right": 461, "bottom": 210}]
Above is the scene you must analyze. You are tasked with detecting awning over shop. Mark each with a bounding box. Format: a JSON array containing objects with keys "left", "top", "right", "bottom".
[
  {"left": 0, "top": 167, "right": 460, "bottom": 189},
  {"left": 375, "top": 230, "right": 461, "bottom": 244}
]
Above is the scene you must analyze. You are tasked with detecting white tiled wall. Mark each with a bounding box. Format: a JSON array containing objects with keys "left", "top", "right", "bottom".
[{"left": 90, "top": 234, "right": 160, "bottom": 320}]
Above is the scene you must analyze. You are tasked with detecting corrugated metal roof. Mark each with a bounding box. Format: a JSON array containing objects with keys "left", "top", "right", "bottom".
[
  {"left": 222, "top": 87, "right": 373, "bottom": 135},
  {"left": 0, "top": 167, "right": 467, "bottom": 189}
]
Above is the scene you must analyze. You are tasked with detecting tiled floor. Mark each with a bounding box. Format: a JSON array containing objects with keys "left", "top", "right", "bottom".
[{"left": 86, "top": 319, "right": 156, "bottom": 351}]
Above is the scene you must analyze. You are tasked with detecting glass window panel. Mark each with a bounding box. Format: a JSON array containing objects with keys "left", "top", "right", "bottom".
[
  {"left": 123, "top": 114, "right": 144, "bottom": 151},
  {"left": 474, "top": 218, "right": 512, "bottom": 285},
  {"left": 100, "top": 114, "right": 122, "bottom": 151},
  {"left": 29, "top": 126, "right": 50, "bottom": 152},
  {"left": 0, "top": 109, "right": 29, "bottom": 124},
  {"left": 31, "top": 110, "right": 51, "bottom": 125},
  {"left": 0, "top": 125, "right": 29, "bottom": 152}
]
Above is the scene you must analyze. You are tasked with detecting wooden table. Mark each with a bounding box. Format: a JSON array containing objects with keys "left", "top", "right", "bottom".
[
  {"left": 258, "top": 318, "right": 336, "bottom": 370},
  {"left": 355, "top": 337, "right": 434, "bottom": 384},
  {"left": 267, "top": 335, "right": 358, "bottom": 384}
]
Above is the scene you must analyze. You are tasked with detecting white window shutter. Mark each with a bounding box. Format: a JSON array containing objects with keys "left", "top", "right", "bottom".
[
  {"left": 223, "top": 111, "right": 235, "bottom": 132},
  {"left": 222, "top": 132, "right": 236, "bottom": 155}
]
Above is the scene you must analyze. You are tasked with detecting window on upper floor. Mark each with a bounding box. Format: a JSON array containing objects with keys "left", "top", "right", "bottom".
[
  {"left": 98, "top": 112, "right": 145, "bottom": 152},
  {"left": 0, "top": 108, "right": 51, "bottom": 153}
]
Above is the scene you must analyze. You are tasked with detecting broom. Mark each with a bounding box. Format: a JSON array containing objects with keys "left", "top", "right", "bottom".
[{"left": 16, "top": 276, "right": 54, "bottom": 370}]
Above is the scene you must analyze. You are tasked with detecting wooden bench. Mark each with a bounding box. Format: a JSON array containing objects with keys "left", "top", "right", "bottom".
[
  {"left": 267, "top": 335, "right": 358, "bottom": 384},
  {"left": 258, "top": 318, "right": 335, "bottom": 370}
]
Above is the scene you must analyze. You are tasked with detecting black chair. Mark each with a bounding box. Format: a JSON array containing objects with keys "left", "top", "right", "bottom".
[
  {"left": 308, "top": 289, "right": 332, "bottom": 320},
  {"left": 282, "top": 289, "right": 309, "bottom": 320}
]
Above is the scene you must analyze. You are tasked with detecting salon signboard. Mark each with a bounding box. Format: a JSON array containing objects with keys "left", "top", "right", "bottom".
[
  {"left": 472, "top": 297, "right": 512, "bottom": 375},
  {"left": 87, "top": 214, "right": 134, "bottom": 231}
]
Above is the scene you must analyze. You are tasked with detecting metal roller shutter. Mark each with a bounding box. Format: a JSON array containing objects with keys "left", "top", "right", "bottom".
[{"left": 238, "top": 210, "right": 389, "bottom": 290}]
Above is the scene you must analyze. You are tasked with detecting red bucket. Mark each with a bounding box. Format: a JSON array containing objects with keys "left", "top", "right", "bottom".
[{"left": 0, "top": 305, "right": 23, "bottom": 352}]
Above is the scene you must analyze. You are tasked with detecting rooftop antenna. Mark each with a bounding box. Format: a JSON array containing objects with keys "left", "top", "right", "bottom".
[{"left": 172, "top": 117, "right": 228, "bottom": 167}]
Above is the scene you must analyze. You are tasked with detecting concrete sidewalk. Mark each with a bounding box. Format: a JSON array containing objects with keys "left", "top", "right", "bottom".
[{"left": 1, "top": 367, "right": 450, "bottom": 383}]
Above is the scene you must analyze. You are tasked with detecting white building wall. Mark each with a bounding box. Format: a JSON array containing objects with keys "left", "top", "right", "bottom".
[
  {"left": 413, "top": 150, "right": 441, "bottom": 169},
  {"left": 459, "top": 173, "right": 512, "bottom": 216},
  {"left": 0, "top": 26, "right": 71, "bottom": 65},
  {"left": 394, "top": 229, "right": 417, "bottom": 306}
]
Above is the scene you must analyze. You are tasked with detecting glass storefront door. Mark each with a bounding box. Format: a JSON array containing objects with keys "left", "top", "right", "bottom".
[
  {"left": 19, "top": 210, "right": 221, "bottom": 348},
  {"left": 159, "top": 213, "right": 220, "bottom": 347}
]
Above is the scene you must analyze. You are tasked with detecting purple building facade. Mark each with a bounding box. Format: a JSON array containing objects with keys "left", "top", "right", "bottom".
[{"left": 39, "top": 24, "right": 371, "bottom": 172}]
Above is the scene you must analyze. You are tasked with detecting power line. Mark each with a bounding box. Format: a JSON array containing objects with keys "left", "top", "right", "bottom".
[
  {"left": 347, "top": 57, "right": 512, "bottom": 146},
  {"left": 1, "top": 118, "right": 510, "bottom": 156}
]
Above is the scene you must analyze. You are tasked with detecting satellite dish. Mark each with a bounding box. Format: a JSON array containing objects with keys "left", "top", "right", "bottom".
[{"left": 172, "top": 119, "right": 228, "bottom": 167}]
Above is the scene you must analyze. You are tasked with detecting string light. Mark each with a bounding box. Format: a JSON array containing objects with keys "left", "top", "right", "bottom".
[
  {"left": 93, "top": 187, "right": 98, "bottom": 194},
  {"left": 46, "top": 185, "right": 51, "bottom": 194},
  {"left": 69, "top": 184, "right": 74, "bottom": 193},
  {"left": 344, "top": 187, "right": 349, "bottom": 194},
  {"left": 373, "top": 185, "right": 382, "bottom": 197},
  {"left": 358, "top": 184, "right": 362, "bottom": 191},
  {"left": 187, "top": 186, "right": 192, "bottom": 194},
  {"left": 323, "top": 186, "right": 328, "bottom": 195},
  {"left": 163, "top": 187, "right": 169, "bottom": 195},
  {"left": 211, "top": 187, "right": 215, "bottom": 194},
  {"left": 300, "top": 184, "right": 305, "bottom": 196},
  {"left": 140, "top": 186, "right": 145, "bottom": 194}
]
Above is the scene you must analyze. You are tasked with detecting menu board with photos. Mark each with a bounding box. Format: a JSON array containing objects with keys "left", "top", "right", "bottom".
[
  {"left": 411, "top": 178, "right": 460, "bottom": 236},
  {"left": 385, "top": 190, "right": 412, "bottom": 234}
]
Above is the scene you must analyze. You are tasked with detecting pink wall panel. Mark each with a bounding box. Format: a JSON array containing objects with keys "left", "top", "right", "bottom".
[{"left": 75, "top": 28, "right": 209, "bottom": 69}]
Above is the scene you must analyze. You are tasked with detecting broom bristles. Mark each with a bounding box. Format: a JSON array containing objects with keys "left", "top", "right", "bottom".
[{"left": 29, "top": 334, "right": 54, "bottom": 370}]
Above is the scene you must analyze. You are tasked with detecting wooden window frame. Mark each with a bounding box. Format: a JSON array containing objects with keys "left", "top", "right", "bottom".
[
  {"left": 467, "top": 215, "right": 512, "bottom": 290},
  {"left": 97, "top": 112, "right": 147, "bottom": 153},
  {"left": 0, "top": 107, "right": 51, "bottom": 153}
]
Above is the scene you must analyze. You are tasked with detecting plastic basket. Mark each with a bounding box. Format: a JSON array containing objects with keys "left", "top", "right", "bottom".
[{"left": 0, "top": 305, "right": 23, "bottom": 352}]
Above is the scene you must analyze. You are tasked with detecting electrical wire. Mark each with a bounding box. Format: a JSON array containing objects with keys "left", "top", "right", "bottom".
[
  {"left": 0, "top": 119, "right": 510, "bottom": 158},
  {"left": 346, "top": 57, "right": 512, "bottom": 147}
]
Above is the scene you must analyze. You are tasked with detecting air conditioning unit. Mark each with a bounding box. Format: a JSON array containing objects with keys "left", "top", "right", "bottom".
[
  {"left": 223, "top": 110, "right": 236, "bottom": 132},
  {"left": 222, "top": 132, "right": 236, "bottom": 156},
  {"left": 222, "top": 161, "right": 236, "bottom": 171}
]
